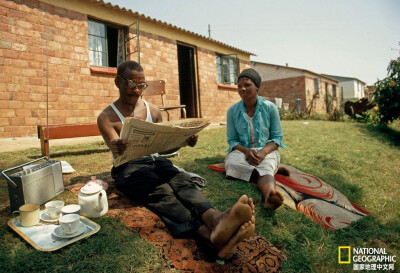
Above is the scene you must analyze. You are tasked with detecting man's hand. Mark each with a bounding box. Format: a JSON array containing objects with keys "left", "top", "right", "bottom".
[
  {"left": 186, "top": 134, "right": 198, "bottom": 147},
  {"left": 110, "top": 138, "right": 127, "bottom": 157}
]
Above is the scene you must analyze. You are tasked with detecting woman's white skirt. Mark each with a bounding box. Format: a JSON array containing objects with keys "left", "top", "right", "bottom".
[{"left": 224, "top": 149, "right": 280, "bottom": 182}]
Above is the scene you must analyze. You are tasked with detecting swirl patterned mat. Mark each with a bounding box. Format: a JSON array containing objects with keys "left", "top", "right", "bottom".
[
  {"left": 207, "top": 163, "right": 370, "bottom": 230},
  {"left": 67, "top": 183, "right": 286, "bottom": 273}
]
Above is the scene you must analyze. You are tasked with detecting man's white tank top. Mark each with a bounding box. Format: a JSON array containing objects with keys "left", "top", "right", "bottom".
[{"left": 110, "top": 100, "right": 153, "bottom": 124}]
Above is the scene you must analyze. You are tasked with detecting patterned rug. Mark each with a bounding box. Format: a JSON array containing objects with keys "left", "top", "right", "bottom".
[
  {"left": 207, "top": 163, "right": 370, "bottom": 230},
  {"left": 67, "top": 183, "right": 286, "bottom": 273}
]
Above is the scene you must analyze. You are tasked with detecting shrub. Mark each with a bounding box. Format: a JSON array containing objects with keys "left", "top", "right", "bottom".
[
  {"left": 279, "top": 108, "right": 302, "bottom": 120},
  {"left": 354, "top": 108, "right": 380, "bottom": 124},
  {"left": 374, "top": 58, "right": 400, "bottom": 124},
  {"left": 328, "top": 107, "right": 346, "bottom": 122}
]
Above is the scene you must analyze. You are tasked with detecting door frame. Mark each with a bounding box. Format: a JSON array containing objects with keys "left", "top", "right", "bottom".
[{"left": 176, "top": 41, "right": 200, "bottom": 118}]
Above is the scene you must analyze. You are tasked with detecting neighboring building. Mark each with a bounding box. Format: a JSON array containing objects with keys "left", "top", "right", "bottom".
[
  {"left": 0, "top": 0, "right": 254, "bottom": 137},
  {"left": 321, "top": 74, "right": 366, "bottom": 101},
  {"left": 252, "top": 62, "right": 340, "bottom": 114}
]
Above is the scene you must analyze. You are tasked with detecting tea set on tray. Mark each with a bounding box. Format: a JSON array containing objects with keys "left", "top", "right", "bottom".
[
  {"left": 40, "top": 201, "right": 86, "bottom": 239},
  {"left": 16, "top": 178, "right": 108, "bottom": 239}
]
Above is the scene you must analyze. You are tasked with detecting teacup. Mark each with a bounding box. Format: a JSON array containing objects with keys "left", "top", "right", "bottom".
[
  {"left": 14, "top": 204, "right": 40, "bottom": 227},
  {"left": 59, "top": 214, "right": 81, "bottom": 235},
  {"left": 45, "top": 200, "right": 64, "bottom": 219},
  {"left": 61, "top": 204, "right": 81, "bottom": 216}
]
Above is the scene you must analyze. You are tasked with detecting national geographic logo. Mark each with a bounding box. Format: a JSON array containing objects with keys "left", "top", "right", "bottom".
[
  {"left": 338, "top": 246, "right": 351, "bottom": 264},
  {"left": 338, "top": 246, "right": 396, "bottom": 271}
]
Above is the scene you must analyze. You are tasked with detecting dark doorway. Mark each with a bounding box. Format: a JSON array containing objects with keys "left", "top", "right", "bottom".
[
  {"left": 177, "top": 43, "right": 198, "bottom": 118},
  {"left": 107, "top": 26, "right": 118, "bottom": 67}
]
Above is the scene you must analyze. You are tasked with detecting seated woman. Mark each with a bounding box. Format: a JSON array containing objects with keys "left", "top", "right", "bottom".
[{"left": 224, "top": 68, "right": 287, "bottom": 210}]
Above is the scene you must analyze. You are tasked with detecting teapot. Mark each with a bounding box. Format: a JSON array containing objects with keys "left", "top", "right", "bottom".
[{"left": 78, "top": 176, "right": 108, "bottom": 218}]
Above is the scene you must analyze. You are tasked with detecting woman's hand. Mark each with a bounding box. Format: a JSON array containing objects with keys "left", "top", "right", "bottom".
[
  {"left": 254, "top": 143, "right": 278, "bottom": 164},
  {"left": 255, "top": 149, "right": 268, "bottom": 162},
  {"left": 110, "top": 138, "right": 127, "bottom": 157},
  {"left": 186, "top": 134, "right": 198, "bottom": 147},
  {"left": 245, "top": 148, "right": 261, "bottom": 166}
]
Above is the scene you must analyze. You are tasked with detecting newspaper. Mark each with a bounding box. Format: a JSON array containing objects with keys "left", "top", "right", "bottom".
[{"left": 114, "top": 118, "right": 210, "bottom": 167}]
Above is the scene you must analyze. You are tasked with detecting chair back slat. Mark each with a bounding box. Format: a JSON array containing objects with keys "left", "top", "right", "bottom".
[{"left": 144, "top": 80, "right": 166, "bottom": 96}]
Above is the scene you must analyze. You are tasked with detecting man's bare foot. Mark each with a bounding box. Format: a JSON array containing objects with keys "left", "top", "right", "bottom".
[
  {"left": 264, "top": 190, "right": 284, "bottom": 210},
  {"left": 248, "top": 197, "right": 255, "bottom": 215},
  {"left": 210, "top": 195, "right": 253, "bottom": 247},
  {"left": 217, "top": 216, "right": 256, "bottom": 260}
]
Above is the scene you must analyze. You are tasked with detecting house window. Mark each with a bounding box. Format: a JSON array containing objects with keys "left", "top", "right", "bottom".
[
  {"left": 216, "top": 54, "right": 238, "bottom": 85},
  {"left": 88, "top": 19, "right": 125, "bottom": 67},
  {"left": 314, "top": 78, "right": 320, "bottom": 95},
  {"left": 325, "top": 82, "right": 329, "bottom": 93},
  {"left": 332, "top": 84, "right": 337, "bottom": 97}
]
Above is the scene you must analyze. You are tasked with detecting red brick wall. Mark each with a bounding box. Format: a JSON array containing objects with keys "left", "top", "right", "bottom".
[
  {"left": 304, "top": 77, "right": 340, "bottom": 114},
  {"left": 139, "top": 31, "right": 180, "bottom": 121},
  {"left": 0, "top": 0, "right": 110, "bottom": 137},
  {"left": 0, "top": 0, "right": 251, "bottom": 137},
  {"left": 258, "top": 76, "right": 307, "bottom": 111}
]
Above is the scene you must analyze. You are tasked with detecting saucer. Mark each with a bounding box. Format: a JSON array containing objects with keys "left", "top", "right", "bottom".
[
  {"left": 40, "top": 210, "right": 60, "bottom": 223},
  {"left": 52, "top": 222, "right": 86, "bottom": 239}
]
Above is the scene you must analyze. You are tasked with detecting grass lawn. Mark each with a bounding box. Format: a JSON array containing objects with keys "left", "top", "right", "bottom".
[{"left": 0, "top": 120, "right": 399, "bottom": 272}]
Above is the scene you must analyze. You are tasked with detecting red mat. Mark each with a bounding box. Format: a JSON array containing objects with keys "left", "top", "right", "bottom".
[
  {"left": 207, "top": 163, "right": 370, "bottom": 230},
  {"left": 67, "top": 183, "right": 286, "bottom": 273}
]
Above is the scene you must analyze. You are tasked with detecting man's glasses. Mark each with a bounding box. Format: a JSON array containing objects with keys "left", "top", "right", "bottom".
[{"left": 118, "top": 75, "right": 148, "bottom": 91}]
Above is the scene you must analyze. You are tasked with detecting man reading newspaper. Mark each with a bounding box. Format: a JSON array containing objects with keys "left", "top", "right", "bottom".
[
  {"left": 113, "top": 116, "right": 210, "bottom": 167},
  {"left": 97, "top": 60, "right": 255, "bottom": 259}
]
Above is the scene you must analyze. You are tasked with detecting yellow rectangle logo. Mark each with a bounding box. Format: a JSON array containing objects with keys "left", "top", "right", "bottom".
[{"left": 338, "top": 246, "right": 351, "bottom": 264}]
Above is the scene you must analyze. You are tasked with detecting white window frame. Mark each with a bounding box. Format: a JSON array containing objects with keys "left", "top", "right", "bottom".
[
  {"left": 216, "top": 54, "right": 238, "bottom": 85},
  {"left": 88, "top": 18, "right": 126, "bottom": 67}
]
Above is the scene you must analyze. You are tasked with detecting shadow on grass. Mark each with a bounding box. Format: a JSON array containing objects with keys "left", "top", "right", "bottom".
[
  {"left": 359, "top": 123, "right": 400, "bottom": 148},
  {"left": 27, "top": 148, "right": 109, "bottom": 159},
  {"left": 69, "top": 171, "right": 112, "bottom": 185},
  {"left": 193, "top": 155, "right": 225, "bottom": 167},
  {"left": 172, "top": 155, "right": 225, "bottom": 175},
  {"left": 0, "top": 205, "right": 12, "bottom": 220}
]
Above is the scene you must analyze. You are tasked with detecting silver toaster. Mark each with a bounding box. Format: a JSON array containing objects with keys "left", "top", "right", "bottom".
[{"left": 1, "top": 157, "right": 64, "bottom": 212}]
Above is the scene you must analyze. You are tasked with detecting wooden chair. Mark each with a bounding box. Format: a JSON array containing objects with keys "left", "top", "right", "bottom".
[{"left": 145, "top": 80, "right": 186, "bottom": 121}]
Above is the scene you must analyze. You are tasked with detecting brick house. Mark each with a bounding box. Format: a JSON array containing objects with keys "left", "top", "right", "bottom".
[
  {"left": 252, "top": 61, "right": 340, "bottom": 114},
  {"left": 321, "top": 74, "right": 366, "bottom": 101},
  {"left": 0, "top": 0, "right": 254, "bottom": 137}
]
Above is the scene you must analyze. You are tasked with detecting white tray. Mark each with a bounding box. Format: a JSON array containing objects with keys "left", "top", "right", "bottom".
[{"left": 8, "top": 215, "right": 100, "bottom": 251}]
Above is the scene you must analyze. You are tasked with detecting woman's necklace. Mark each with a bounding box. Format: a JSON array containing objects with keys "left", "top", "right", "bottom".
[
  {"left": 246, "top": 105, "right": 256, "bottom": 117},
  {"left": 244, "top": 97, "right": 257, "bottom": 117}
]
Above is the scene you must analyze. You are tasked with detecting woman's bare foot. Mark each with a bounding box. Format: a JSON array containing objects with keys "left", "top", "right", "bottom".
[
  {"left": 210, "top": 195, "right": 253, "bottom": 247},
  {"left": 217, "top": 216, "right": 256, "bottom": 260},
  {"left": 264, "top": 190, "right": 284, "bottom": 210},
  {"left": 277, "top": 166, "right": 290, "bottom": 176}
]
